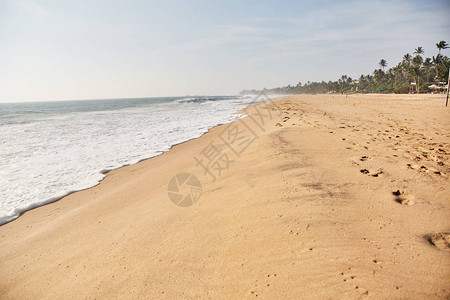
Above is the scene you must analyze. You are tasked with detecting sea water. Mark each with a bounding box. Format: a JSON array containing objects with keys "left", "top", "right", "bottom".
[{"left": 0, "top": 96, "right": 253, "bottom": 225}]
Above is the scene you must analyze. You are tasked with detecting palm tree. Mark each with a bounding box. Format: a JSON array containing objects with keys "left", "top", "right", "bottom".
[
  {"left": 423, "top": 57, "right": 432, "bottom": 82},
  {"left": 412, "top": 55, "right": 423, "bottom": 67},
  {"left": 359, "top": 75, "right": 366, "bottom": 89},
  {"left": 410, "top": 66, "right": 422, "bottom": 93},
  {"left": 392, "top": 63, "right": 403, "bottom": 81},
  {"left": 436, "top": 41, "right": 449, "bottom": 56},
  {"left": 379, "top": 59, "right": 387, "bottom": 71},
  {"left": 432, "top": 56, "right": 441, "bottom": 80},
  {"left": 373, "top": 69, "right": 384, "bottom": 83},
  {"left": 392, "top": 63, "right": 402, "bottom": 79},
  {"left": 414, "top": 47, "right": 424, "bottom": 56},
  {"left": 403, "top": 53, "right": 411, "bottom": 64},
  {"left": 409, "top": 54, "right": 423, "bottom": 92}
]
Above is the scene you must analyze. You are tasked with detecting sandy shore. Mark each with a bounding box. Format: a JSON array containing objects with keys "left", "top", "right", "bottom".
[{"left": 1, "top": 94, "right": 449, "bottom": 299}]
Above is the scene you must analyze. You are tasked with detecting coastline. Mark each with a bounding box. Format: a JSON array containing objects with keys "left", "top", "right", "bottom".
[
  {"left": 0, "top": 94, "right": 449, "bottom": 298},
  {"left": 0, "top": 96, "right": 250, "bottom": 226}
]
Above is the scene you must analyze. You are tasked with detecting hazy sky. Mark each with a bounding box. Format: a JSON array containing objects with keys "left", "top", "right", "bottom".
[{"left": 1, "top": 0, "right": 449, "bottom": 102}]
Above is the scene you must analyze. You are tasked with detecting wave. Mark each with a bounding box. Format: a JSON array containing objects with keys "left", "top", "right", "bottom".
[
  {"left": 0, "top": 96, "right": 249, "bottom": 226},
  {"left": 176, "top": 95, "right": 249, "bottom": 104}
]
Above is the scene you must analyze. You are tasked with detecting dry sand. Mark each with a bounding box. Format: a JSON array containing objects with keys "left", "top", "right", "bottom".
[{"left": 0, "top": 94, "right": 449, "bottom": 299}]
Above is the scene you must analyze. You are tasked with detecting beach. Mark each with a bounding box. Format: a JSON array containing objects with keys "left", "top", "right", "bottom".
[{"left": 0, "top": 94, "right": 449, "bottom": 298}]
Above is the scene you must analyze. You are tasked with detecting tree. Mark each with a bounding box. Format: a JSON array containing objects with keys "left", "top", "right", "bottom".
[
  {"left": 239, "top": 40, "right": 450, "bottom": 95},
  {"left": 379, "top": 59, "right": 387, "bottom": 71},
  {"left": 412, "top": 55, "right": 423, "bottom": 67},
  {"left": 434, "top": 55, "right": 450, "bottom": 82},
  {"left": 403, "top": 53, "right": 411, "bottom": 63},
  {"left": 436, "top": 41, "right": 449, "bottom": 56},
  {"left": 373, "top": 69, "right": 384, "bottom": 83},
  {"left": 432, "top": 56, "right": 440, "bottom": 80},
  {"left": 410, "top": 66, "right": 422, "bottom": 93},
  {"left": 414, "top": 47, "right": 424, "bottom": 56},
  {"left": 423, "top": 57, "right": 432, "bottom": 82}
]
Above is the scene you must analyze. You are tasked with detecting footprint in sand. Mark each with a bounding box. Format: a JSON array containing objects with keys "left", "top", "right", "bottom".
[
  {"left": 432, "top": 170, "right": 447, "bottom": 177},
  {"left": 407, "top": 163, "right": 420, "bottom": 170},
  {"left": 371, "top": 170, "right": 384, "bottom": 177},
  {"left": 392, "top": 190, "right": 415, "bottom": 206},
  {"left": 427, "top": 233, "right": 450, "bottom": 251},
  {"left": 360, "top": 169, "right": 383, "bottom": 177},
  {"left": 419, "top": 165, "right": 430, "bottom": 173},
  {"left": 360, "top": 169, "right": 370, "bottom": 174}
]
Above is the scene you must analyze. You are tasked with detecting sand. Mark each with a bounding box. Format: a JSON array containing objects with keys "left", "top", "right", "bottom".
[{"left": 0, "top": 94, "right": 449, "bottom": 299}]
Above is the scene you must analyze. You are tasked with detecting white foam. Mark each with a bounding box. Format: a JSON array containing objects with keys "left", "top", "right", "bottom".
[{"left": 0, "top": 97, "right": 252, "bottom": 225}]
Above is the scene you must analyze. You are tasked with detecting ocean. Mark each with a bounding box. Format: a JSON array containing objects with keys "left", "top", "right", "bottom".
[{"left": 0, "top": 95, "right": 253, "bottom": 225}]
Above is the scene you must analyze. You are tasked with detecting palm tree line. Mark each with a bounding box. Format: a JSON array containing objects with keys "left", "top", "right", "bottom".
[{"left": 241, "top": 41, "right": 449, "bottom": 95}]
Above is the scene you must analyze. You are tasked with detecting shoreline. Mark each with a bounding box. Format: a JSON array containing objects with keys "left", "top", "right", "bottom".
[
  {"left": 1, "top": 94, "right": 449, "bottom": 299},
  {"left": 0, "top": 99, "right": 254, "bottom": 226},
  {"left": 0, "top": 128, "right": 209, "bottom": 226}
]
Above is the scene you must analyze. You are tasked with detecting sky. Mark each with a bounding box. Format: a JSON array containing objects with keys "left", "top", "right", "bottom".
[{"left": 1, "top": 0, "right": 449, "bottom": 102}]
